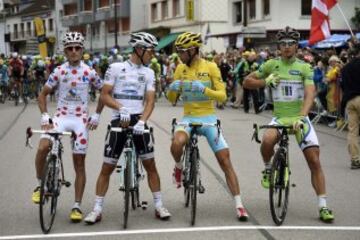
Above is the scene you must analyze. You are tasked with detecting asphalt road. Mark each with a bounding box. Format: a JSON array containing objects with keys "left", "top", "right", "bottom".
[{"left": 0, "top": 97, "right": 359, "bottom": 240}]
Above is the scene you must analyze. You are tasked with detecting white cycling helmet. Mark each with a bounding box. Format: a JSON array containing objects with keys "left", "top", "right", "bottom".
[
  {"left": 129, "top": 32, "right": 158, "bottom": 48},
  {"left": 62, "top": 32, "right": 85, "bottom": 48},
  {"left": 22, "top": 55, "right": 27, "bottom": 60},
  {"left": 12, "top": 52, "right": 18, "bottom": 58}
]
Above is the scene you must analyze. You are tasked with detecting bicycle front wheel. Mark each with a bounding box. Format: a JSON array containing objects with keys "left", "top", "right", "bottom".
[
  {"left": 123, "top": 153, "right": 131, "bottom": 229},
  {"left": 39, "top": 156, "right": 58, "bottom": 234},
  {"left": 190, "top": 148, "right": 199, "bottom": 226},
  {"left": 269, "top": 148, "right": 290, "bottom": 225}
]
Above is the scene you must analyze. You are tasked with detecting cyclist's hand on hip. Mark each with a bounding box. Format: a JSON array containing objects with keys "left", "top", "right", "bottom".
[
  {"left": 293, "top": 116, "right": 306, "bottom": 131},
  {"left": 133, "top": 120, "right": 145, "bottom": 135},
  {"left": 265, "top": 73, "right": 280, "bottom": 88},
  {"left": 40, "top": 113, "right": 53, "bottom": 130},
  {"left": 119, "top": 106, "right": 131, "bottom": 127},
  {"left": 191, "top": 80, "right": 206, "bottom": 93},
  {"left": 169, "top": 80, "right": 182, "bottom": 92},
  {"left": 87, "top": 113, "right": 100, "bottom": 130}
]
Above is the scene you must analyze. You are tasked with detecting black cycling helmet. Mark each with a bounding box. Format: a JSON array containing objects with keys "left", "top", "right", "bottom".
[{"left": 276, "top": 26, "right": 300, "bottom": 42}]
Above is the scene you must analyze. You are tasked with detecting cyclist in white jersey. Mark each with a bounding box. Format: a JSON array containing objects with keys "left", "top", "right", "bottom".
[
  {"left": 84, "top": 32, "right": 171, "bottom": 224},
  {"left": 31, "top": 32, "right": 104, "bottom": 222}
]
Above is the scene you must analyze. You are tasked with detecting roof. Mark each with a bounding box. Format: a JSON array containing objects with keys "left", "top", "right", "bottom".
[{"left": 13, "top": 0, "right": 54, "bottom": 16}]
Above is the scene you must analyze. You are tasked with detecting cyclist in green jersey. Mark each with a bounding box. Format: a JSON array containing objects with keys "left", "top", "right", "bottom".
[{"left": 243, "top": 26, "right": 334, "bottom": 223}]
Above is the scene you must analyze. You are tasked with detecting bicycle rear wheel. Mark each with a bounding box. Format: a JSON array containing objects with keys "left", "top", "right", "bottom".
[
  {"left": 190, "top": 148, "right": 199, "bottom": 226},
  {"left": 123, "top": 153, "right": 131, "bottom": 229},
  {"left": 39, "top": 156, "right": 58, "bottom": 234},
  {"left": 269, "top": 148, "right": 290, "bottom": 225}
]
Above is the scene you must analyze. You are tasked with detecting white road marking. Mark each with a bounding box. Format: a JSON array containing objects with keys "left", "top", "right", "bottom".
[{"left": 1, "top": 225, "right": 360, "bottom": 239}]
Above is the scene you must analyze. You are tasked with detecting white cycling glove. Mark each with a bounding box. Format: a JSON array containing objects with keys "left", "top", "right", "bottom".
[
  {"left": 88, "top": 113, "right": 100, "bottom": 127},
  {"left": 40, "top": 113, "right": 51, "bottom": 126},
  {"left": 119, "top": 106, "right": 131, "bottom": 123},
  {"left": 133, "top": 120, "right": 145, "bottom": 135}
]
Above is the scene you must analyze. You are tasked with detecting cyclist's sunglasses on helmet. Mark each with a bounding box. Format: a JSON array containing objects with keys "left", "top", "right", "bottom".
[
  {"left": 65, "top": 46, "right": 82, "bottom": 52},
  {"left": 278, "top": 40, "right": 298, "bottom": 47}
]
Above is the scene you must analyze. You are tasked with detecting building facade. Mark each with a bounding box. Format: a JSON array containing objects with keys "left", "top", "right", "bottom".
[{"left": 60, "top": 0, "right": 147, "bottom": 53}]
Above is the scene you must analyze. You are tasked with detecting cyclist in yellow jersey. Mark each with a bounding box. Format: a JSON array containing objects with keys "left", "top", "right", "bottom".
[{"left": 167, "top": 32, "right": 249, "bottom": 221}]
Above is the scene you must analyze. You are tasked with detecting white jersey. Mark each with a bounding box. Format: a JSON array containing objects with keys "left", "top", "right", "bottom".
[
  {"left": 104, "top": 60, "right": 155, "bottom": 119},
  {"left": 46, "top": 61, "right": 103, "bottom": 118}
]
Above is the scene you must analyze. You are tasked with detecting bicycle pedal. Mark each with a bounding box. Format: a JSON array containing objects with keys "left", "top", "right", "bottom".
[
  {"left": 119, "top": 186, "right": 125, "bottom": 191},
  {"left": 141, "top": 201, "right": 148, "bottom": 210},
  {"left": 64, "top": 181, "right": 71, "bottom": 187},
  {"left": 198, "top": 185, "right": 205, "bottom": 194}
]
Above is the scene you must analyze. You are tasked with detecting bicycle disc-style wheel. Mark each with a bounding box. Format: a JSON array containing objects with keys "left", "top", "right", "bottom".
[
  {"left": 123, "top": 154, "right": 131, "bottom": 229},
  {"left": 190, "top": 148, "right": 198, "bottom": 226},
  {"left": 39, "top": 156, "right": 58, "bottom": 234},
  {"left": 269, "top": 149, "right": 290, "bottom": 225}
]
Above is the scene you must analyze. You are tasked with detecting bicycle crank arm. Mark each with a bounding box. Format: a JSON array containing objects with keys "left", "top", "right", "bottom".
[{"left": 62, "top": 181, "right": 71, "bottom": 187}]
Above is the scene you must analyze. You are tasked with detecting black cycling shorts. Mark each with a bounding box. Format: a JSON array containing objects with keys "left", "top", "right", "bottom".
[{"left": 103, "top": 115, "right": 154, "bottom": 165}]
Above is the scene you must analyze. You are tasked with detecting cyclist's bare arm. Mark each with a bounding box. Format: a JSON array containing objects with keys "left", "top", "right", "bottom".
[
  {"left": 141, "top": 90, "right": 155, "bottom": 122},
  {"left": 94, "top": 90, "right": 105, "bottom": 114},
  {"left": 100, "top": 84, "right": 122, "bottom": 110},
  {"left": 38, "top": 85, "right": 52, "bottom": 114},
  {"left": 243, "top": 71, "right": 266, "bottom": 89},
  {"left": 300, "top": 84, "right": 316, "bottom": 116}
]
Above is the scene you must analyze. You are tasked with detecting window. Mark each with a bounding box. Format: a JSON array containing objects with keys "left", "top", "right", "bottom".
[
  {"left": 162, "top": 1, "right": 168, "bottom": 19},
  {"left": 263, "top": 0, "right": 270, "bottom": 16},
  {"left": 121, "top": 17, "right": 130, "bottom": 33},
  {"left": 14, "top": 24, "right": 18, "bottom": 38},
  {"left": 20, "top": 23, "right": 24, "bottom": 38},
  {"left": 48, "top": 18, "right": 53, "bottom": 31},
  {"left": 234, "top": 1, "right": 242, "bottom": 23},
  {"left": 301, "top": 0, "right": 311, "bottom": 16},
  {"left": 173, "top": 0, "right": 180, "bottom": 17},
  {"left": 249, "top": 0, "right": 256, "bottom": 19},
  {"left": 84, "top": 0, "right": 92, "bottom": 11},
  {"left": 99, "top": 0, "right": 109, "bottom": 8},
  {"left": 151, "top": 3, "right": 157, "bottom": 22},
  {"left": 27, "top": 22, "right": 31, "bottom": 36},
  {"left": 64, "top": 3, "right": 78, "bottom": 15},
  {"left": 107, "top": 19, "right": 121, "bottom": 33}
]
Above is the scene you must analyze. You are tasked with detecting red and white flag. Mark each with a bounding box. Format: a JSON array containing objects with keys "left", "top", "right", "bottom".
[{"left": 309, "top": 0, "right": 337, "bottom": 45}]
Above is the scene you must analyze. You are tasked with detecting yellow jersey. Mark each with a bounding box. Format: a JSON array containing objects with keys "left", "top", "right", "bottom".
[{"left": 167, "top": 58, "right": 226, "bottom": 117}]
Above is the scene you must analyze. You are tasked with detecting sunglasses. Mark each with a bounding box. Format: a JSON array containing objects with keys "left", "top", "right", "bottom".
[
  {"left": 176, "top": 47, "right": 195, "bottom": 54},
  {"left": 66, "top": 46, "right": 82, "bottom": 52},
  {"left": 279, "top": 40, "right": 297, "bottom": 47}
]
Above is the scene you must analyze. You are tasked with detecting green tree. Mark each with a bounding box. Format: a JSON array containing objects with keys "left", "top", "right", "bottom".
[{"left": 351, "top": 7, "right": 360, "bottom": 30}]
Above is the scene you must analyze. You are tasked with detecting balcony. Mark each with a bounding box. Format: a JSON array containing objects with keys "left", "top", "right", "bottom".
[
  {"left": 95, "top": 0, "right": 130, "bottom": 21},
  {"left": 79, "top": 11, "right": 94, "bottom": 24},
  {"left": 95, "top": 6, "right": 111, "bottom": 21},
  {"left": 10, "top": 31, "right": 36, "bottom": 42},
  {"left": 61, "top": 0, "right": 78, "bottom": 4},
  {"left": 61, "top": 15, "right": 79, "bottom": 27}
]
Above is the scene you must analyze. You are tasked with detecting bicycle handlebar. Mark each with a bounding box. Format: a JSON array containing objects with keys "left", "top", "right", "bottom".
[
  {"left": 25, "top": 127, "right": 76, "bottom": 149},
  {"left": 107, "top": 125, "right": 152, "bottom": 134},
  {"left": 252, "top": 123, "right": 304, "bottom": 144}
]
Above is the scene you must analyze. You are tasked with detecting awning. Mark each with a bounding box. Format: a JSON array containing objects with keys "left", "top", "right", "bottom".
[{"left": 155, "top": 32, "right": 182, "bottom": 51}]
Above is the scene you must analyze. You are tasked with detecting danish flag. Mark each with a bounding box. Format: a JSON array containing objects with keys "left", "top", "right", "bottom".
[{"left": 309, "top": 0, "right": 337, "bottom": 45}]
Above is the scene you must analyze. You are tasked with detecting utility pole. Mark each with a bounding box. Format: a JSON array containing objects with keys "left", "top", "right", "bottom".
[{"left": 114, "top": 0, "right": 118, "bottom": 49}]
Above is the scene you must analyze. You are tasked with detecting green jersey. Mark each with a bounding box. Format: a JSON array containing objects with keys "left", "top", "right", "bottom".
[{"left": 255, "top": 57, "right": 314, "bottom": 118}]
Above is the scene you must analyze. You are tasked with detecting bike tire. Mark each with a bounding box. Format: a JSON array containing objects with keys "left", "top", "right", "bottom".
[
  {"left": 39, "top": 156, "right": 58, "bottom": 234},
  {"left": 123, "top": 153, "right": 131, "bottom": 229},
  {"left": 190, "top": 148, "right": 198, "bottom": 226},
  {"left": 269, "top": 148, "right": 289, "bottom": 225}
]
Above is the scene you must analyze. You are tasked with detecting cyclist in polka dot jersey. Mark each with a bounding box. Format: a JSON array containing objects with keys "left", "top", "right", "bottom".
[{"left": 31, "top": 32, "right": 105, "bottom": 223}]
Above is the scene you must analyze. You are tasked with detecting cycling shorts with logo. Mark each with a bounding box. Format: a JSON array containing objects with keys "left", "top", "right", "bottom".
[
  {"left": 270, "top": 116, "right": 319, "bottom": 151},
  {"left": 41, "top": 116, "right": 89, "bottom": 154},
  {"left": 103, "top": 115, "right": 154, "bottom": 165},
  {"left": 175, "top": 115, "right": 228, "bottom": 153}
]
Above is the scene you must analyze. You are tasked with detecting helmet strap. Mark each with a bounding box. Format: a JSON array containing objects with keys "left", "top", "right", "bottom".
[{"left": 133, "top": 47, "right": 146, "bottom": 65}]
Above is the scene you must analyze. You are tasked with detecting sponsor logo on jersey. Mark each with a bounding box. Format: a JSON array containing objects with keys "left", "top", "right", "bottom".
[
  {"left": 138, "top": 75, "right": 145, "bottom": 83},
  {"left": 289, "top": 70, "right": 301, "bottom": 75},
  {"left": 197, "top": 72, "right": 209, "bottom": 77}
]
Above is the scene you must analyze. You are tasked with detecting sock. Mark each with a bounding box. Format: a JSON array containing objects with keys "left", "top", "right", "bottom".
[
  {"left": 234, "top": 195, "right": 244, "bottom": 209},
  {"left": 153, "top": 191, "right": 163, "bottom": 209},
  {"left": 264, "top": 162, "right": 272, "bottom": 170},
  {"left": 318, "top": 195, "right": 327, "bottom": 209},
  {"left": 94, "top": 195, "right": 104, "bottom": 213},
  {"left": 175, "top": 161, "right": 183, "bottom": 169},
  {"left": 73, "top": 201, "right": 81, "bottom": 210}
]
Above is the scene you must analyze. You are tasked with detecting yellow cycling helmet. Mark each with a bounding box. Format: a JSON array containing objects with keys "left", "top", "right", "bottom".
[
  {"left": 83, "top": 53, "right": 90, "bottom": 60},
  {"left": 175, "top": 32, "right": 202, "bottom": 49}
]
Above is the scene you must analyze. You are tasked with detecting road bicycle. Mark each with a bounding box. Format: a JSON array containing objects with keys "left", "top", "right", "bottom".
[
  {"left": 26, "top": 127, "right": 75, "bottom": 233},
  {"left": 252, "top": 123, "right": 304, "bottom": 225},
  {"left": 171, "top": 118, "right": 220, "bottom": 226},
  {"left": 108, "top": 125, "right": 150, "bottom": 229}
]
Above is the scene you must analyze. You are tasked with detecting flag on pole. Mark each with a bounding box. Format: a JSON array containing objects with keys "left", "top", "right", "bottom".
[{"left": 309, "top": 0, "right": 337, "bottom": 45}]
